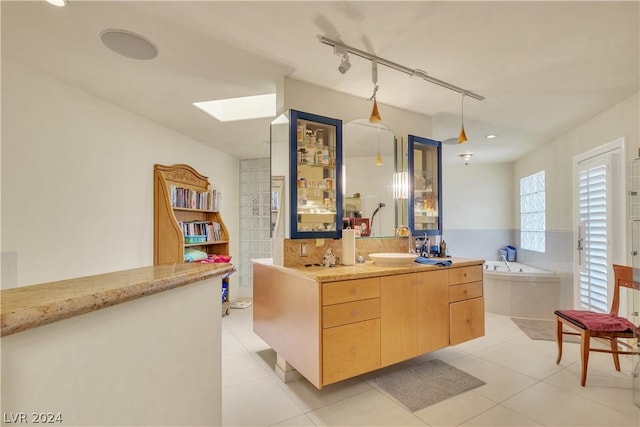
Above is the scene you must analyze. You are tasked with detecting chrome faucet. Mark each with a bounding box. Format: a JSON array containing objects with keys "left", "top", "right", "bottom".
[
  {"left": 396, "top": 226, "right": 413, "bottom": 253},
  {"left": 500, "top": 253, "right": 512, "bottom": 272}
]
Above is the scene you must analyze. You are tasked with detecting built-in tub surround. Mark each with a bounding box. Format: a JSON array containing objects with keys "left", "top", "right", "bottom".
[
  {"left": 483, "top": 261, "right": 561, "bottom": 319},
  {"left": 274, "top": 236, "right": 411, "bottom": 267}
]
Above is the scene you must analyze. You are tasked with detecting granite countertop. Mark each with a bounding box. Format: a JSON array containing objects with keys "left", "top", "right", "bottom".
[
  {"left": 1, "top": 263, "right": 234, "bottom": 337},
  {"left": 251, "top": 257, "right": 484, "bottom": 283}
]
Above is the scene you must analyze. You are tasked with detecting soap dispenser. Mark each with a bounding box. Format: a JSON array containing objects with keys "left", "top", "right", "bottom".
[{"left": 440, "top": 239, "right": 447, "bottom": 257}]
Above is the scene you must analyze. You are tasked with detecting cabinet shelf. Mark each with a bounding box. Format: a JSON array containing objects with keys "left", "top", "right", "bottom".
[
  {"left": 173, "top": 207, "right": 219, "bottom": 214},
  {"left": 184, "top": 240, "right": 229, "bottom": 247}
]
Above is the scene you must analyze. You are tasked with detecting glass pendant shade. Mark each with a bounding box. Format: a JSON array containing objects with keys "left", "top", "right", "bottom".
[
  {"left": 375, "top": 152, "right": 383, "bottom": 166},
  {"left": 457, "top": 126, "right": 468, "bottom": 144},
  {"left": 369, "top": 98, "right": 382, "bottom": 123}
]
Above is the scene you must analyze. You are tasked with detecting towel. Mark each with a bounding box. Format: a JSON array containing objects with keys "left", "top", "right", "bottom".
[
  {"left": 415, "top": 257, "right": 452, "bottom": 267},
  {"left": 556, "top": 309, "right": 636, "bottom": 332}
]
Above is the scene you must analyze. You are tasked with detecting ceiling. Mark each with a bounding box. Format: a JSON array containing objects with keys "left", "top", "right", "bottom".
[{"left": 2, "top": 1, "right": 638, "bottom": 164}]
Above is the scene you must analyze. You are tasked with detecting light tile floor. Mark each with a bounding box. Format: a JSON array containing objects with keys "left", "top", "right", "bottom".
[{"left": 222, "top": 307, "right": 640, "bottom": 427}]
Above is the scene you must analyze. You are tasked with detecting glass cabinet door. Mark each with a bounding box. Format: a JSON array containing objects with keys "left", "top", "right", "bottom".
[
  {"left": 631, "top": 157, "right": 640, "bottom": 408},
  {"left": 408, "top": 135, "right": 442, "bottom": 236},
  {"left": 290, "top": 110, "right": 342, "bottom": 238}
]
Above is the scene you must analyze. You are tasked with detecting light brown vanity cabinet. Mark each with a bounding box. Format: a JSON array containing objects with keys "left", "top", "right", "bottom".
[
  {"left": 321, "top": 278, "right": 381, "bottom": 385},
  {"left": 449, "top": 265, "right": 485, "bottom": 345},
  {"left": 252, "top": 260, "right": 484, "bottom": 389}
]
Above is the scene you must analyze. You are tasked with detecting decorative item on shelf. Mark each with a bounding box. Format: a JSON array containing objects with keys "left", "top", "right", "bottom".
[
  {"left": 457, "top": 93, "right": 468, "bottom": 144},
  {"left": 459, "top": 153, "right": 473, "bottom": 166}
]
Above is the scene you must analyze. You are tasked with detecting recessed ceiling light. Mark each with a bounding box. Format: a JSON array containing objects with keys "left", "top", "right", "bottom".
[
  {"left": 486, "top": 134, "right": 497, "bottom": 139},
  {"left": 193, "top": 94, "right": 276, "bottom": 122},
  {"left": 46, "top": 0, "right": 67, "bottom": 7},
  {"left": 100, "top": 29, "right": 158, "bottom": 60}
]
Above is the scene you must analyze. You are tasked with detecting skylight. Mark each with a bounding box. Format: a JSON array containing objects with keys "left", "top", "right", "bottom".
[{"left": 193, "top": 94, "right": 276, "bottom": 122}]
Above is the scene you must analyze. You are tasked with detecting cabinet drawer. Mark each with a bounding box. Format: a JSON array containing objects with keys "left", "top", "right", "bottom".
[
  {"left": 323, "top": 298, "right": 380, "bottom": 329},
  {"left": 322, "top": 318, "right": 381, "bottom": 386},
  {"left": 322, "top": 278, "right": 380, "bottom": 306},
  {"left": 449, "top": 281, "right": 483, "bottom": 303},
  {"left": 449, "top": 265, "right": 483, "bottom": 285}
]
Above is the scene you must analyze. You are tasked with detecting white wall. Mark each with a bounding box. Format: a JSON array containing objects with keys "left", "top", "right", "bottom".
[
  {"left": 441, "top": 162, "right": 514, "bottom": 261},
  {"left": 515, "top": 93, "right": 639, "bottom": 233},
  {"left": 514, "top": 92, "right": 639, "bottom": 264},
  {"left": 1, "top": 59, "right": 239, "bottom": 292}
]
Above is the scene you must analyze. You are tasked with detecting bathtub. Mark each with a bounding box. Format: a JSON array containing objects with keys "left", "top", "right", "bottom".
[{"left": 483, "top": 261, "right": 561, "bottom": 319}]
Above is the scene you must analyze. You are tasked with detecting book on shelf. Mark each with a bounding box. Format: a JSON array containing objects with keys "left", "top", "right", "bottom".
[
  {"left": 169, "top": 185, "right": 221, "bottom": 211},
  {"left": 177, "top": 220, "right": 223, "bottom": 242}
]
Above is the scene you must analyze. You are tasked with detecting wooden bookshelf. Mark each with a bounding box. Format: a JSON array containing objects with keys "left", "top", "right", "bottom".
[
  {"left": 154, "top": 164, "right": 229, "bottom": 264},
  {"left": 154, "top": 164, "right": 231, "bottom": 315}
]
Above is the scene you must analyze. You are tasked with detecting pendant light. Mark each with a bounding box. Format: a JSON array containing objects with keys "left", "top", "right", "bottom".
[
  {"left": 375, "top": 127, "right": 383, "bottom": 166},
  {"left": 457, "top": 93, "right": 468, "bottom": 144},
  {"left": 369, "top": 60, "right": 382, "bottom": 123}
]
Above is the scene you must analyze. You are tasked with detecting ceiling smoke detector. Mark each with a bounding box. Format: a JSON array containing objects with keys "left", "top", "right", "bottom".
[{"left": 100, "top": 29, "right": 158, "bottom": 60}]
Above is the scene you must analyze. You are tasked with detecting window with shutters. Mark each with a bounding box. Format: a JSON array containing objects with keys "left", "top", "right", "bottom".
[
  {"left": 520, "top": 171, "right": 545, "bottom": 253},
  {"left": 578, "top": 163, "right": 608, "bottom": 312}
]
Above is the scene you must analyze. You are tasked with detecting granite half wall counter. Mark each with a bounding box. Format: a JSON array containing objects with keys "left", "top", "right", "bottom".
[{"left": 1, "top": 263, "right": 232, "bottom": 426}]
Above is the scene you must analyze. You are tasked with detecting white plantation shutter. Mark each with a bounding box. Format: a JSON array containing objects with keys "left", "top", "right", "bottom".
[{"left": 578, "top": 164, "right": 609, "bottom": 312}]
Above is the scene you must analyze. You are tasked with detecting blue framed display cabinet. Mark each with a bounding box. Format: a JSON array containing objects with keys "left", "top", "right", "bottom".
[
  {"left": 287, "top": 110, "right": 343, "bottom": 239},
  {"left": 408, "top": 135, "right": 442, "bottom": 236}
]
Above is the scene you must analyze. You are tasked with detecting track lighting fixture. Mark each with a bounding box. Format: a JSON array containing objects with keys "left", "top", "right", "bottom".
[
  {"left": 457, "top": 93, "right": 468, "bottom": 144},
  {"left": 369, "top": 59, "right": 382, "bottom": 123},
  {"left": 319, "top": 35, "right": 484, "bottom": 100},
  {"left": 338, "top": 53, "right": 351, "bottom": 74}
]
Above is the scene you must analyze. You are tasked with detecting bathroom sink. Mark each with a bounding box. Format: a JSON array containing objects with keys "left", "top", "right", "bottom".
[{"left": 369, "top": 253, "right": 418, "bottom": 266}]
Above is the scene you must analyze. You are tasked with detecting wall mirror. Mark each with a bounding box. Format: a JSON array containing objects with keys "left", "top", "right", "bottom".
[{"left": 343, "top": 119, "right": 397, "bottom": 237}]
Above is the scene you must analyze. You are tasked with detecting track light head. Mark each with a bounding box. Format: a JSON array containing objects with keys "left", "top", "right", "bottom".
[{"left": 338, "top": 54, "right": 351, "bottom": 74}]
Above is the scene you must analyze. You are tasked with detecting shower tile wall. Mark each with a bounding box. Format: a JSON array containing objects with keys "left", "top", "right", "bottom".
[{"left": 239, "top": 158, "right": 272, "bottom": 291}]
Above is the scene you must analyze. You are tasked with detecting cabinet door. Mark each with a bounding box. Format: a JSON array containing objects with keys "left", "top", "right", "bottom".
[
  {"left": 323, "top": 319, "right": 380, "bottom": 386},
  {"left": 408, "top": 135, "right": 442, "bottom": 236},
  {"left": 380, "top": 274, "right": 417, "bottom": 366},
  {"left": 416, "top": 270, "right": 449, "bottom": 354},
  {"left": 290, "top": 110, "right": 343, "bottom": 238},
  {"left": 450, "top": 297, "right": 485, "bottom": 345}
]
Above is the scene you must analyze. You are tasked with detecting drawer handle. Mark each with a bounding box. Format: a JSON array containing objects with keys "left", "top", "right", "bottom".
[
  {"left": 350, "top": 309, "right": 357, "bottom": 317},
  {"left": 463, "top": 273, "right": 467, "bottom": 277},
  {"left": 350, "top": 288, "right": 357, "bottom": 295},
  {"left": 351, "top": 346, "right": 357, "bottom": 354}
]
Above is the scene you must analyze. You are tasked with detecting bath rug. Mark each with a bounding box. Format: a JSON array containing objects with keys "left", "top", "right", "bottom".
[
  {"left": 367, "top": 359, "right": 485, "bottom": 412},
  {"left": 511, "top": 317, "right": 579, "bottom": 342}
]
